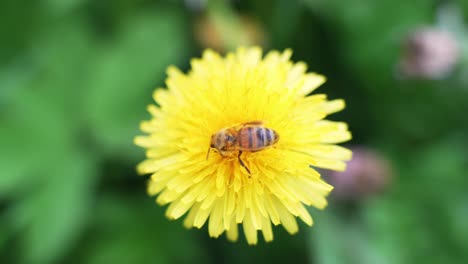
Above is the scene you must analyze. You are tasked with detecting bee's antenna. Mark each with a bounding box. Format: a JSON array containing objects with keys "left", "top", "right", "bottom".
[{"left": 206, "top": 147, "right": 211, "bottom": 160}]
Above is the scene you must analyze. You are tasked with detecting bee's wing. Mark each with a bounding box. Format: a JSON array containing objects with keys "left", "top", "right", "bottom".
[
  {"left": 241, "top": 120, "right": 264, "bottom": 126},
  {"left": 229, "top": 120, "right": 265, "bottom": 132}
]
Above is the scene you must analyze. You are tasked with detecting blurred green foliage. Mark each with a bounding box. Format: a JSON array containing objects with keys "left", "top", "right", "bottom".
[{"left": 1, "top": 0, "right": 468, "bottom": 264}]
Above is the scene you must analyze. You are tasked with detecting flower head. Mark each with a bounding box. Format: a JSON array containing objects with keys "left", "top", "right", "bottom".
[{"left": 135, "top": 47, "right": 352, "bottom": 244}]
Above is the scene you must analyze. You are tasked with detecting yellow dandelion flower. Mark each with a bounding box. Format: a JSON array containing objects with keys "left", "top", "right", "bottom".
[{"left": 135, "top": 47, "right": 352, "bottom": 245}]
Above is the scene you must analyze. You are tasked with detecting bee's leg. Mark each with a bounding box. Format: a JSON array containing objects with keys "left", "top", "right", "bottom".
[
  {"left": 206, "top": 148, "right": 212, "bottom": 160},
  {"left": 238, "top": 151, "right": 251, "bottom": 176}
]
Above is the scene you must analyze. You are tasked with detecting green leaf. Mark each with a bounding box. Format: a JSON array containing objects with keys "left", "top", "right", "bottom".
[
  {"left": 82, "top": 7, "right": 191, "bottom": 160},
  {"left": 365, "top": 137, "right": 468, "bottom": 264},
  {"left": 0, "top": 16, "right": 96, "bottom": 195},
  {"left": 304, "top": 0, "right": 433, "bottom": 81},
  {"left": 0, "top": 89, "right": 75, "bottom": 196},
  {"left": 308, "top": 208, "right": 384, "bottom": 264},
  {"left": 76, "top": 193, "right": 206, "bottom": 264},
  {"left": 269, "top": 0, "right": 303, "bottom": 48},
  {"left": 6, "top": 150, "right": 98, "bottom": 264}
]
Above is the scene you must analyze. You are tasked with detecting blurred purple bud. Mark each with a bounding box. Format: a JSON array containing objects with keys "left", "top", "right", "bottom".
[
  {"left": 398, "top": 28, "right": 459, "bottom": 79},
  {"left": 325, "top": 147, "right": 392, "bottom": 201}
]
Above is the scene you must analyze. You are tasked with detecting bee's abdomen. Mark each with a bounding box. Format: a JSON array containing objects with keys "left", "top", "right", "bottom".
[{"left": 238, "top": 126, "right": 278, "bottom": 151}]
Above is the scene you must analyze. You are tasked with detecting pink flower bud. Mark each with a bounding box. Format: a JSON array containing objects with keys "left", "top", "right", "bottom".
[
  {"left": 325, "top": 147, "right": 392, "bottom": 201},
  {"left": 398, "top": 28, "right": 459, "bottom": 79}
]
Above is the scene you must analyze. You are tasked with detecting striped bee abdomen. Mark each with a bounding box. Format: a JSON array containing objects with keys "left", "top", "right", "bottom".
[{"left": 238, "top": 126, "right": 279, "bottom": 151}]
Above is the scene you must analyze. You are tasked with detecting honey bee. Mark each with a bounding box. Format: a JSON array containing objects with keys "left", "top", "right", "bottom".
[{"left": 206, "top": 121, "right": 279, "bottom": 174}]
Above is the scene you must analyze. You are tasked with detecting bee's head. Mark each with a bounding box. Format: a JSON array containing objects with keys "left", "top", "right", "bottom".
[{"left": 225, "top": 133, "right": 235, "bottom": 143}]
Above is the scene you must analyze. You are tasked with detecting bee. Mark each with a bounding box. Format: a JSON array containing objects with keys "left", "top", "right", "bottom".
[{"left": 206, "top": 121, "right": 279, "bottom": 174}]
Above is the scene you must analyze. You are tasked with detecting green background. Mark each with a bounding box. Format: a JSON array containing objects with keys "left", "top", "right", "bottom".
[{"left": 1, "top": 0, "right": 468, "bottom": 263}]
